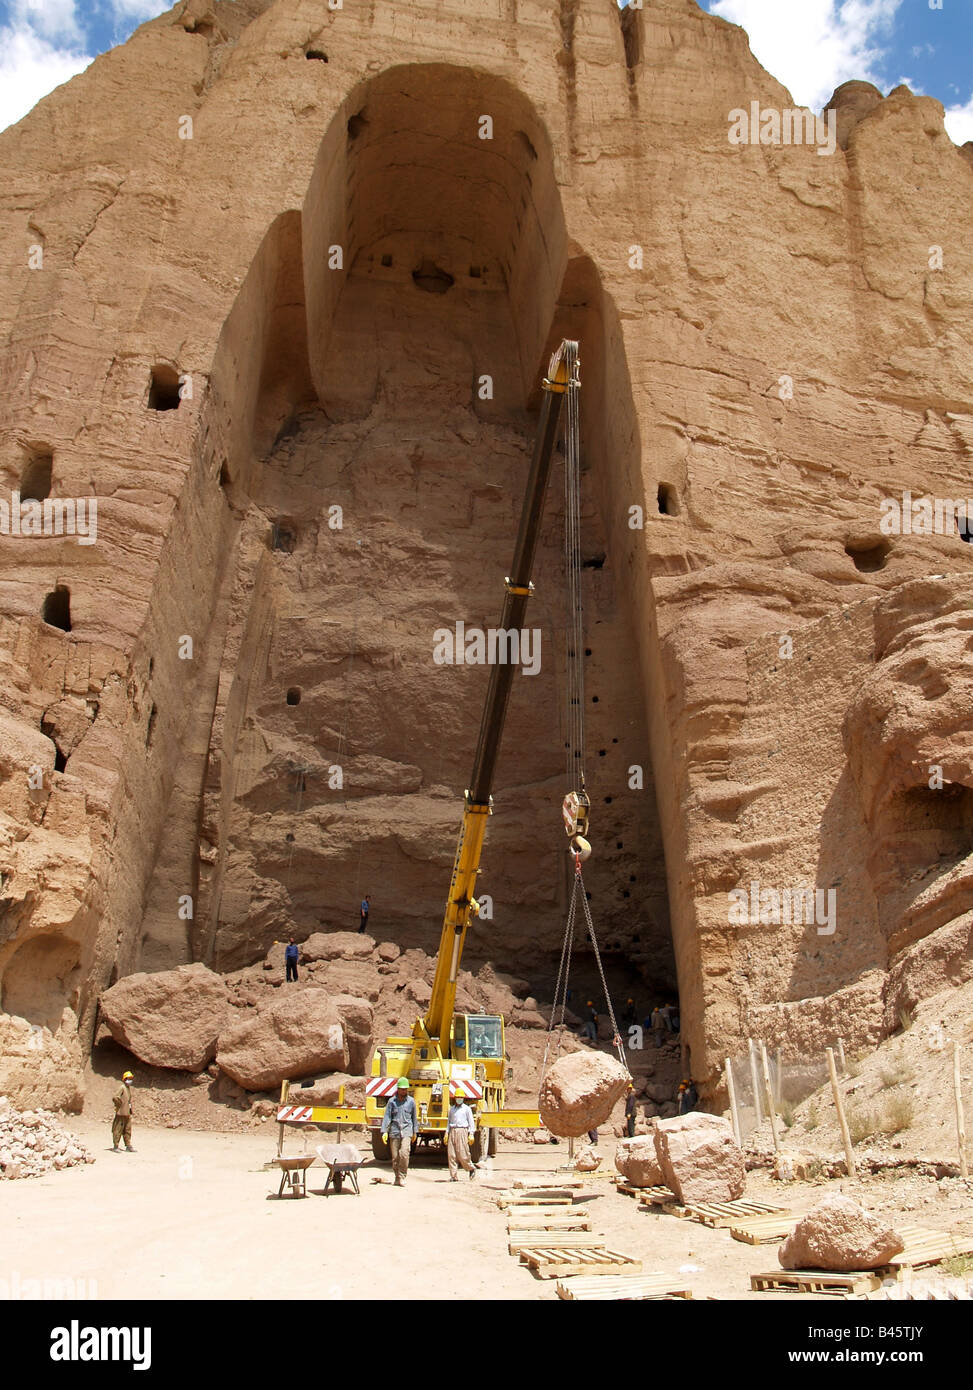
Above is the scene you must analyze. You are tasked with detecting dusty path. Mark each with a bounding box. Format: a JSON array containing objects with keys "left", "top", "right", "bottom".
[{"left": 8, "top": 1118, "right": 969, "bottom": 1301}]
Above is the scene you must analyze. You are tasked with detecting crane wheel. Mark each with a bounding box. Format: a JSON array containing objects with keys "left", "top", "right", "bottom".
[
  {"left": 471, "top": 1128, "right": 486, "bottom": 1164},
  {"left": 370, "top": 1130, "right": 389, "bottom": 1161}
]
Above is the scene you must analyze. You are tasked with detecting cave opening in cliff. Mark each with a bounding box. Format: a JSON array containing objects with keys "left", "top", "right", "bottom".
[
  {"left": 846, "top": 539, "right": 890, "bottom": 572},
  {"left": 147, "top": 364, "right": 181, "bottom": 411},
  {"left": 21, "top": 448, "right": 52, "bottom": 502},
  {"left": 42, "top": 585, "right": 71, "bottom": 631}
]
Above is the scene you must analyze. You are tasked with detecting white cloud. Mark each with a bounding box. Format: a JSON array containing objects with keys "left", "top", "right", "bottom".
[
  {"left": 12, "top": 0, "right": 84, "bottom": 47},
  {"left": 943, "top": 95, "right": 973, "bottom": 146},
  {"left": 0, "top": 23, "right": 92, "bottom": 133},
  {"left": 105, "top": 0, "right": 169, "bottom": 17},
  {"left": 708, "top": 0, "right": 902, "bottom": 110}
]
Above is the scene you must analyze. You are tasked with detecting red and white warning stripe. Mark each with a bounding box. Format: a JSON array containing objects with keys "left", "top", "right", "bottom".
[
  {"left": 450, "top": 1078, "right": 483, "bottom": 1100},
  {"left": 365, "top": 1077, "right": 400, "bottom": 1099},
  {"left": 276, "top": 1105, "right": 312, "bottom": 1123}
]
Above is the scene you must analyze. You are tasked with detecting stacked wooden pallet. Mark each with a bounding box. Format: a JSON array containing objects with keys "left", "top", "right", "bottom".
[{"left": 751, "top": 1269, "right": 883, "bottom": 1297}]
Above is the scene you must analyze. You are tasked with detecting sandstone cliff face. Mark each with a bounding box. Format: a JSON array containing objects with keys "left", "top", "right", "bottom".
[{"left": 0, "top": 0, "right": 972, "bottom": 1106}]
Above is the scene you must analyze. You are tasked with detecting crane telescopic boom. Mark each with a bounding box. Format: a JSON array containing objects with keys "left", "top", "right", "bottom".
[{"left": 422, "top": 341, "right": 580, "bottom": 1046}]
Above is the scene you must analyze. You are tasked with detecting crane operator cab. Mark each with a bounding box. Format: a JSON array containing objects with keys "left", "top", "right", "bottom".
[{"left": 452, "top": 1013, "right": 506, "bottom": 1091}]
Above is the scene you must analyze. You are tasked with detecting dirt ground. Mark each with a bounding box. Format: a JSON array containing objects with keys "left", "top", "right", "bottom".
[{"left": 7, "top": 1116, "right": 973, "bottom": 1301}]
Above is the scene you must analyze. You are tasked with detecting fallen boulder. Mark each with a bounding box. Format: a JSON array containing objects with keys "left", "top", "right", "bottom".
[
  {"left": 779, "top": 1194, "right": 904, "bottom": 1271},
  {"left": 614, "top": 1134, "right": 665, "bottom": 1187},
  {"left": 653, "top": 1112, "right": 745, "bottom": 1205},
  {"left": 574, "top": 1144, "right": 602, "bottom": 1172},
  {"left": 216, "top": 988, "right": 347, "bottom": 1090},
  {"left": 99, "top": 963, "right": 230, "bottom": 1071},
  {"left": 538, "top": 1052, "right": 630, "bottom": 1138},
  {"left": 301, "top": 931, "right": 375, "bottom": 963}
]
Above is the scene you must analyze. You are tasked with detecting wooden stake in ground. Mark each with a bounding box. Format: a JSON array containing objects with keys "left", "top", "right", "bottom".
[
  {"left": 725, "top": 1057, "right": 742, "bottom": 1146},
  {"left": 954, "top": 1041, "right": 968, "bottom": 1181},
  {"left": 774, "top": 1047, "right": 782, "bottom": 1106},
  {"left": 759, "top": 1041, "right": 779, "bottom": 1152},
  {"left": 837, "top": 1038, "right": 847, "bottom": 1077},
  {"left": 827, "top": 1046, "right": 857, "bottom": 1178},
  {"left": 748, "top": 1038, "right": 763, "bottom": 1126}
]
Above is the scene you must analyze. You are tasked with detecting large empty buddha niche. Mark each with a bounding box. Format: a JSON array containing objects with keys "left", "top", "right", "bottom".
[{"left": 151, "top": 64, "right": 672, "bottom": 1017}]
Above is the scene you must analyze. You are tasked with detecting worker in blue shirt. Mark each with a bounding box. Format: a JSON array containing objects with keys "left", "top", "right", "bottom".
[
  {"left": 359, "top": 895, "right": 370, "bottom": 934},
  {"left": 446, "top": 1091, "right": 477, "bottom": 1182},
  {"left": 380, "top": 1077, "right": 418, "bottom": 1186},
  {"left": 284, "top": 938, "right": 299, "bottom": 983}
]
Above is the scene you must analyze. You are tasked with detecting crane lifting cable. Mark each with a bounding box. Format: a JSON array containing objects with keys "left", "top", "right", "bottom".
[{"left": 542, "top": 343, "right": 628, "bottom": 1080}]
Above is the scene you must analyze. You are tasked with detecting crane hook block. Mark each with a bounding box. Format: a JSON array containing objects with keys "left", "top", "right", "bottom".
[{"left": 571, "top": 835, "right": 592, "bottom": 862}]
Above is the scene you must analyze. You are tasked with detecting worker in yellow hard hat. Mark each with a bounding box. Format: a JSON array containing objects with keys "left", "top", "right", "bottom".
[
  {"left": 112, "top": 1071, "right": 136, "bottom": 1152},
  {"left": 581, "top": 1001, "right": 598, "bottom": 1041}
]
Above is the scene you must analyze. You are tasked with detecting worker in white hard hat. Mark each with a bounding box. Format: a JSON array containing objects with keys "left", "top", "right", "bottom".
[{"left": 112, "top": 1071, "right": 136, "bottom": 1152}]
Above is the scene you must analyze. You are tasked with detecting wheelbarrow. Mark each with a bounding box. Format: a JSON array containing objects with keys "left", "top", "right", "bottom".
[
  {"left": 272, "top": 1154, "right": 317, "bottom": 1198},
  {"left": 315, "top": 1142, "right": 364, "bottom": 1195}
]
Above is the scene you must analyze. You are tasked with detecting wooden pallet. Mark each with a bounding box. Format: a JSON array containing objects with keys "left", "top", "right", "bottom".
[
  {"left": 674, "top": 1198, "right": 788, "bottom": 1228},
  {"left": 730, "top": 1214, "right": 802, "bottom": 1245},
  {"left": 497, "top": 1190, "right": 579, "bottom": 1208},
  {"left": 616, "top": 1182, "right": 677, "bottom": 1203},
  {"left": 557, "top": 1273, "right": 694, "bottom": 1301},
  {"left": 520, "top": 1245, "right": 642, "bottom": 1280},
  {"left": 512, "top": 1177, "right": 584, "bottom": 1189},
  {"left": 884, "top": 1227, "right": 973, "bottom": 1272},
  {"left": 508, "top": 1232, "right": 604, "bottom": 1255},
  {"left": 635, "top": 1185, "right": 678, "bottom": 1207},
  {"left": 507, "top": 1211, "right": 592, "bottom": 1232},
  {"left": 751, "top": 1269, "right": 883, "bottom": 1297}
]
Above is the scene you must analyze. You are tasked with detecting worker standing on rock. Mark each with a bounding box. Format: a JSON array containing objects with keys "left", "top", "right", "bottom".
[
  {"left": 381, "top": 1077, "right": 417, "bottom": 1187},
  {"left": 284, "top": 938, "right": 299, "bottom": 983},
  {"left": 446, "top": 1091, "right": 477, "bottom": 1182},
  {"left": 111, "top": 1071, "right": 135, "bottom": 1152},
  {"left": 359, "top": 895, "right": 370, "bottom": 934},
  {"left": 581, "top": 1001, "right": 598, "bottom": 1041}
]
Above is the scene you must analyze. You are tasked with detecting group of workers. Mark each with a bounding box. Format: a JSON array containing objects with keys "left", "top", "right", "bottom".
[
  {"left": 379, "top": 1076, "right": 476, "bottom": 1186},
  {"left": 580, "top": 997, "right": 681, "bottom": 1046},
  {"left": 281, "top": 896, "right": 373, "bottom": 983}
]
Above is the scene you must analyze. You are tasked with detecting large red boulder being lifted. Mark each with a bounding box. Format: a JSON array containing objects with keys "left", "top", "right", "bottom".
[{"left": 538, "top": 1051, "right": 630, "bottom": 1138}]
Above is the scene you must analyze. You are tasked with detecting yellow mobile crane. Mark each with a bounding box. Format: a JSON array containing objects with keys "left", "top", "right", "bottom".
[{"left": 277, "top": 341, "right": 581, "bottom": 1161}]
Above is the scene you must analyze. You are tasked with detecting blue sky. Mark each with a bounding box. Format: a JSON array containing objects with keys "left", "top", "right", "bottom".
[{"left": 0, "top": 0, "right": 971, "bottom": 142}]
